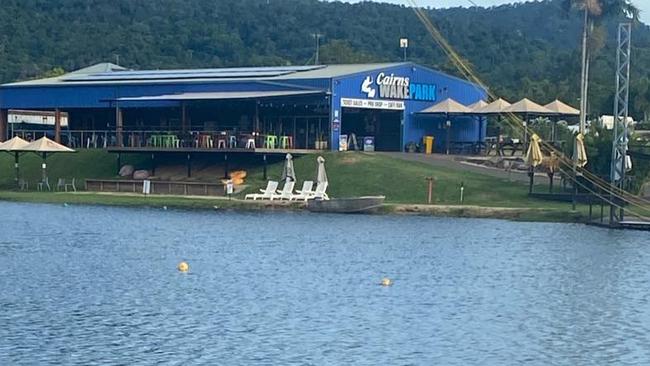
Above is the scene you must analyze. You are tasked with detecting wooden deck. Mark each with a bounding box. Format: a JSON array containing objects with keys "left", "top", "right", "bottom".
[
  {"left": 106, "top": 146, "right": 322, "bottom": 155},
  {"left": 587, "top": 220, "right": 650, "bottom": 231}
]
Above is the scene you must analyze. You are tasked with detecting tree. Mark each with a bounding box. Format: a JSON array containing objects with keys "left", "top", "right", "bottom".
[
  {"left": 564, "top": 0, "right": 638, "bottom": 133},
  {"left": 317, "top": 40, "right": 378, "bottom": 64}
]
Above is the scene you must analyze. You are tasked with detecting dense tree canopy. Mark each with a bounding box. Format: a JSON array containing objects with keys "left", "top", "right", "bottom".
[{"left": 0, "top": 0, "right": 649, "bottom": 120}]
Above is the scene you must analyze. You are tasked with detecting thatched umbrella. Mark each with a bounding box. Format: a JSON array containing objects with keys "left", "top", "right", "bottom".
[
  {"left": 544, "top": 99, "right": 579, "bottom": 142},
  {"left": 281, "top": 153, "right": 296, "bottom": 182},
  {"left": 417, "top": 98, "right": 472, "bottom": 154},
  {"left": 467, "top": 100, "right": 488, "bottom": 111},
  {"left": 0, "top": 136, "right": 29, "bottom": 186},
  {"left": 474, "top": 98, "right": 512, "bottom": 154},
  {"left": 21, "top": 136, "right": 75, "bottom": 186},
  {"left": 468, "top": 100, "right": 489, "bottom": 141},
  {"left": 504, "top": 98, "right": 555, "bottom": 150},
  {"left": 316, "top": 156, "right": 328, "bottom": 185},
  {"left": 475, "top": 98, "right": 511, "bottom": 114}
]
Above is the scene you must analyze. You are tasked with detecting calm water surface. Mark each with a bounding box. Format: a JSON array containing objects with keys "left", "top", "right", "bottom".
[{"left": 1, "top": 202, "right": 649, "bottom": 365}]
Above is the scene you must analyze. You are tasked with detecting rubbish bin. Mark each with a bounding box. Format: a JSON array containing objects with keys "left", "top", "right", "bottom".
[{"left": 424, "top": 136, "right": 434, "bottom": 154}]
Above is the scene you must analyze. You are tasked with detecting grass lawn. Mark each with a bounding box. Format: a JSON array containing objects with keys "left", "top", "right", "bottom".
[
  {"left": 245, "top": 151, "right": 575, "bottom": 209},
  {"left": 0, "top": 149, "right": 587, "bottom": 216}
]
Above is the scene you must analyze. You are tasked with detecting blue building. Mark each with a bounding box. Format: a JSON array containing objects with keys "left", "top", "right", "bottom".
[{"left": 0, "top": 62, "right": 486, "bottom": 152}]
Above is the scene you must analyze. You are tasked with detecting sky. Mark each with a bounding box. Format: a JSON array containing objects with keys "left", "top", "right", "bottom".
[{"left": 335, "top": 0, "right": 648, "bottom": 22}]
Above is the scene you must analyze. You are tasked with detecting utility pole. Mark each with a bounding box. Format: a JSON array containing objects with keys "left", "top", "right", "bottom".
[
  {"left": 312, "top": 33, "right": 323, "bottom": 65},
  {"left": 610, "top": 23, "right": 632, "bottom": 224}
]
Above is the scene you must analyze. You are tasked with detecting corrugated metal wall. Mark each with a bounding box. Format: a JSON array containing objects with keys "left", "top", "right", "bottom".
[{"left": 332, "top": 63, "right": 487, "bottom": 151}]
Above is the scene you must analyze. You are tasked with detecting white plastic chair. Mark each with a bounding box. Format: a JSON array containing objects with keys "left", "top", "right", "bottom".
[
  {"left": 290, "top": 181, "right": 314, "bottom": 201},
  {"left": 271, "top": 180, "right": 295, "bottom": 200},
  {"left": 245, "top": 181, "right": 278, "bottom": 200},
  {"left": 64, "top": 178, "right": 77, "bottom": 192}
]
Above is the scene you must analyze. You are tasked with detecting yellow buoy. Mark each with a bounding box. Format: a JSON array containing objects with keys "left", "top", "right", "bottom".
[
  {"left": 381, "top": 277, "right": 393, "bottom": 286},
  {"left": 177, "top": 261, "right": 189, "bottom": 273}
]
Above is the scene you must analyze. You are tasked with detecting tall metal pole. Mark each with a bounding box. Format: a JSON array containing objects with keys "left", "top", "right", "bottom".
[
  {"left": 312, "top": 33, "right": 323, "bottom": 65},
  {"left": 610, "top": 23, "right": 632, "bottom": 224},
  {"left": 579, "top": 8, "right": 589, "bottom": 135}
]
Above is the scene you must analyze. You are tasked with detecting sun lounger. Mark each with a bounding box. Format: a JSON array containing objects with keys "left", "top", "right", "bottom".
[
  {"left": 271, "top": 180, "right": 295, "bottom": 200},
  {"left": 307, "top": 181, "right": 329, "bottom": 201},
  {"left": 290, "top": 181, "right": 314, "bottom": 201},
  {"left": 245, "top": 180, "right": 278, "bottom": 200}
]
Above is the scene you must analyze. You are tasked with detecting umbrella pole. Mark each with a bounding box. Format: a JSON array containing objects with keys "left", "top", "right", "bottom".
[
  {"left": 14, "top": 151, "right": 20, "bottom": 187},
  {"left": 42, "top": 152, "right": 47, "bottom": 184},
  {"left": 528, "top": 166, "right": 534, "bottom": 194},
  {"left": 572, "top": 157, "right": 577, "bottom": 211},
  {"left": 445, "top": 115, "right": 451, "bottom": 155}
]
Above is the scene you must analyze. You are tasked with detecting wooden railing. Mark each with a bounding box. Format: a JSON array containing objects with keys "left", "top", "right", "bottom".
[{"left": 85, "top": 179, "right": 226, "bottom": 196}]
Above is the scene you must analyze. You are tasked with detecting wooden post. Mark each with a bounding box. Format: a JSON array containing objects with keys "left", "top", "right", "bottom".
[
  {"left": 116, "top": 153, "right": 122, "bottom": 175},
  {"left": 263, "top": 154, "right": 267, "bottom": 180},
  {"left": 116, "top": 105, "right": 124, "bottom": 147},
  {"left": 186, "top": 153, "right": 192, "bottom": 178},
  {"left": 54, "top": 108, "right": 62, "bottom": 143},
  {"left": 223, "top": 153, "right": 229, "bottom": 179},
  {"left": 181, "top": 103, "right": 187, "bottom": 133},
  {"left": 528, "top": 167, "right": 534, "bottom": 194},
  {"left": 0, "top": 109, "right": 7, "bottom": 142},
  {"left": 426, "top": 177, "right": 434, "bottom": 204}
]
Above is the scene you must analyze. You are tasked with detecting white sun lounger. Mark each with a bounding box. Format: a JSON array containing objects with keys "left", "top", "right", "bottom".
[
  {"left": 290, "top": 181, "right": 314, "bottom": 201},
  {"left": 245, "top": 181, "right": 278, "bottom": 200},
  {"left": 271, "top": 180, "right": 295, "bottom": 200},
  {"left": 307, "top": 181, "right": 329, "bottom": 201}
]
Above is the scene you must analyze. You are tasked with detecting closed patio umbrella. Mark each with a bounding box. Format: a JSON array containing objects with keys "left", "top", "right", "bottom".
[
  {"left": 0, "top": 136, "right": 29, "bottom": 186},
  {"left": 573, "top": 133, "right": 588, "bottom": 168},
  {"left": 525, "top": 133, "right": 544, "bottom": 194},
  {"left": 525, "top": 134, "right": 544, "bottom": 167},
  {"left": 281, "top": 153, "right": 296, "bottom": 182},
  {"left": 20, "top": 136, "right": 75, "bottom": 186},
  {"left": 316, "top": 156, "right": 327, "bottom": 185}
]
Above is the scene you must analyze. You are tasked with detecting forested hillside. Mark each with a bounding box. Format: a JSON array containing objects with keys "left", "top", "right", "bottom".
[{"left": 0, "top": 0, "right": 649, "bottom": 119}]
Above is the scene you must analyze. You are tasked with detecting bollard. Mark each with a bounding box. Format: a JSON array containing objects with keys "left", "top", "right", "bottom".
[{"left": 460, "top": 181, "right": 465, "bottom": 204}]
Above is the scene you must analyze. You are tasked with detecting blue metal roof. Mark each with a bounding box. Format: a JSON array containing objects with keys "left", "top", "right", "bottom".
[{"left": 63, "top": 65, "right": 327, "bottom": 82}]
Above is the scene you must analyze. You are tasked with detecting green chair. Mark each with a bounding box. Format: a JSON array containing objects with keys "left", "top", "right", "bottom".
[
  {"left": 265, "top": 135, "right": 278, "bottom": 149},
  {"left": 279, "top": 136, "right": 293, "bottom": 149}
]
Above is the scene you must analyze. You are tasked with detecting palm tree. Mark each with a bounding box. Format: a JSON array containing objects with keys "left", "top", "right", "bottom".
[{"left": 564, "top": 0, "right": 638, "bottom": 134}]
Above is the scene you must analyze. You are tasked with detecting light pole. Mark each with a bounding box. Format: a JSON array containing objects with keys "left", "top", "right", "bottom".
[
  {"left": 400, "top": 38, "right": 408, "bottom": 62},
  {"left": 312, "top": 33, "right": 323, "bottom": 65}
]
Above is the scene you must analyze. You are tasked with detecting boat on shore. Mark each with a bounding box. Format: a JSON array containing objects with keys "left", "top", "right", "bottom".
[{"left": 306, "top": 196, "right": 385, "bottom": 214}]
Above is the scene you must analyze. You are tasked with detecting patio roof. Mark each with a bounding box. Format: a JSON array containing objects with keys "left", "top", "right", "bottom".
[{"left": 417, "top": 98, "right": 472, "bottom": 114}]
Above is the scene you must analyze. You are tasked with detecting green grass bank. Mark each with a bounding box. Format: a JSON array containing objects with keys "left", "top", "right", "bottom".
[{"left": 0, "top": 150, "right": 588, "bottom": 222}]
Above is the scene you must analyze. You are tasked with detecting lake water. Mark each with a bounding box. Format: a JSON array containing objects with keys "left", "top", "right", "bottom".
[{"left": 1, "top": 202, "right": 649, "bottom": 365}]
